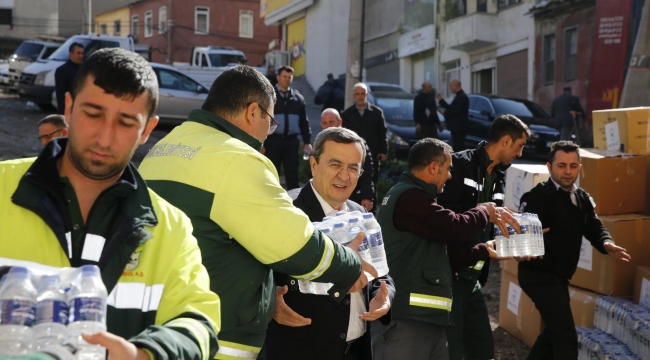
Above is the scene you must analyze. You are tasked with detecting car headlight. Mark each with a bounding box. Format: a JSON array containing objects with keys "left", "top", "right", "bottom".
[
  {"left": 34, "top": 71, "right": 48, "bottom": 85},
  {"left": 387, "top": 129, "right": 409, "bottom": 146}
]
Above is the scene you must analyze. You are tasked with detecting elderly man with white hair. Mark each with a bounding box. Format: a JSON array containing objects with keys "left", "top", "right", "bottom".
[{"left": 341, "top": 83, "right": 388, "bottom": 208}]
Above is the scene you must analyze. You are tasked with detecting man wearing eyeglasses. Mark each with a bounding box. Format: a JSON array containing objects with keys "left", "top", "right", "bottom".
[
  {"left": 140, "top": 65, "right": 375, "bottom": 360},
  {"left": 263, "top": 65, "right": 312, "bottom": 190},
  {"left": 37, "top": 114, "right": 69, "bottom": 146},
  {"left": 264, "top": 127, "right": 395, "bottom": 360}
]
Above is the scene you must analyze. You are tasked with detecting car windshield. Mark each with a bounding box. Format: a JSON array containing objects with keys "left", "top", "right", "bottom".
[
  {"left": 491, "top": 98, "right": 550, "bottom": 118},
  {"left": 13, "top": 43, "right": 44, "bottom": 61},
  {"left": 369, "top": 85, "right": 407, "bottom": 93},
  {"left": 48, "top": 39, "right": 120, "bottom": 61},
  {"left": 375, "top": 97, "right": 413, "bottom": 121},
  {"left": 208, "top": 54, "right": 246, "bottom": 67}
]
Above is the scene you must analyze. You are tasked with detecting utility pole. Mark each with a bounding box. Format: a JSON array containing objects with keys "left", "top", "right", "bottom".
[
  {"left": 88, "top": 0, "right": 92, "bottom": 34},
  {"left": 345, "top": 0, "right": 364, "bottom": 108},
  {"left": 166, "top": 0, "right": 173, "bottom": 63}
]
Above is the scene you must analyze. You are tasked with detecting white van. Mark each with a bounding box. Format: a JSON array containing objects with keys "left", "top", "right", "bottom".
[{"left": 18, "top": 34, "right": 135, "bottom": 110}]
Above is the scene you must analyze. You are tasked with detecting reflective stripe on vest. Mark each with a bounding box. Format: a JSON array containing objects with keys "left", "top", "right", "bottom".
[
  {"left": 464, "top": 178, "right": 483, "bottom": 191},
  {"left": 106, "top": 282, "right": 164, "bottom": 312},
  {"left": 294, "top": 234, "right": 335, "bottom": 281},
  {"left": 409, "top": 293, "right": 452, "bottom": 311},
  {"left": 215, "top": 341, "right": 261, "bottom": 359},
  {"left": 492, "top": 193, "right": 505, "bottom": 200},
  {"left": 166, "top": 318, "right": 211, "bottom": 360},
  {"left": 470, "top": 260, "right": 485, "bottom": 270}
]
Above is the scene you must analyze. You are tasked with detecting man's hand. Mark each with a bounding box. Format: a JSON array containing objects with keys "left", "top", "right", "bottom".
[
  {"left": 377, "top": 153, "right": 387, "bottom": 162},
  {"left": 82, "top": 332, "right": 150, "bottom": 360},
  {"left": 436, "top": 93, "right": 442, "bottom": 100},
  {"left": 415, "top": 124, "right": 422, "bottom": 132},
  {"left": 486, "top": 240, "right": 511, "bottom": 260},
  {"left": 497, "top": 207, "right": 520, "bottom": 234},
  {"left": 604, "top": 242, "right": 631, "bottom": 262},
  {"left": 303, "top": 143, "right": 312, "bottom": 153},
  {"left": 273, "top": 285, "right": 311, "bottom": 327},
  {"left": 361, "top": 199, "right": 373, "bottom": 212},
  {"left": 346, "top": 232, "right": 378, "bottom": 293},
  {"left": 360, "top": 281, "right": 391, "bottom": 321}
]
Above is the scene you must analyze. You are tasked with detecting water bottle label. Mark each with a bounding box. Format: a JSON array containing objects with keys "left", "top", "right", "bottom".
[
  {"left": 520, "top": 225, "right": 529, "bottom": 234},
  {"left": 0, "top": 299, "right": 36, "bottom": 326},
  {"left": 358, "top": 238, "right": 369, "bottom": 252},
  {"left": 70, "top": 297, "right": 105, "bottom": 322},
  {"left": 36, "top": 299, "right": 69, "bottom": 325},
  {"left": 368, "top": 232, "right": 383, "bottom": 247}
]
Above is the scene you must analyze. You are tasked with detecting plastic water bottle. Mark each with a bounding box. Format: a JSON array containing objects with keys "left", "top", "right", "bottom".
[
  {"left": 348, "top": 216, "right": 372, "bottom": 264},
  {"left": 303, "top": 144, "right": 312, "bottom": 160},
  {"left": 0, "top": 266, "right": 37, "bottom": 356},
  {"left": 362, "top": 213, "right": 389, "bottom": 277},
  {"left": 518, "top": 214, "right": 532, "bottom": 256},
  {"left": 33, "top": 274, "right": 69, "bottom": 350},
  {"left": 494, "top": 227, "right": 506, "bottom": 257},
  {"left": 533, "top": 214, "right": 545, "bottom": 256},
  {"left": 330, "top": 222, "right": 349, "bottom": 245},
  {"left": 67, "top": 265, "right": 108, "bottom": 360}
]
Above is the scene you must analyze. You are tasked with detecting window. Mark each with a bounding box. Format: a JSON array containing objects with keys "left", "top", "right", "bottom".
[
  {"left": 477, "top": 0, "right": 487, "bottom": 12},
  {"left": 442, "top": 60, "right": 461, "bottom": 99},
  {"left": 498, "top": 0, "right": 521, "bottom": 9},
  {"left": 201, "top": 54, "right": 209, "bottom": 67},
  {"left": 114, "top": 20, "right": 121, "bottom": 36},
  {"left": 543, "top": 34, "right": 555, "bottom": 85},
  {"left": 159, "top": 6, "right": 167, "bottom": 34},
  {"left": 239, "top": 10, "right": 253, "bottom": 38},
  {"left": 144, "top": 11, "right": 153, "bottom": 38},
  {"left": 131, "top": 15, "right": 139, "bottom": 38},
  {"left": 100, "top": 23, "right": 107, "bottom": 35},
  {"left": 158, "top": 69, "right": 200, "bottom": 92},
  {"left": 563, "top": 27, "right": 578, "bottom": 81},
  {"left": 0, "top": 8, "right": 12, "bottom": 26},
  {"left": 472, "top": 68, "right": 495, "bottom": 94},
  {"left": 473, "top": 98, "right": 493, "bottom": 114},
  {"left": 195, "top": 7, "right": 209, "bottom": 35}
]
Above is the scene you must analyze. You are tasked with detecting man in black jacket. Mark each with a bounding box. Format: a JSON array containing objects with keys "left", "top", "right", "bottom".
[
  {"left": 414, "top": 81, "right": 443, "bottom": 139},
  {"left": 341, "top": 83, "right": 388, "bottom": 186},
  {"left": 437, "top": 79, "right": 469, "bottom": 151},
  {"left": 54, "top": 42, "right": 84, "bottom": 114},
  {"left": 320, "top": 108, "right": 375, "bottom": 211},
  {"left": 264, "top": 127, "right": 395, "bottom": 360},
  {"left": 264, "top": 66, "right": 311, "bottom": 190},
  {"left": 518, "top": 141, "right": 630, "bottom": 360},
  {"left": 437, "top": 114, "right": 530, "bottom": 360},
  {"left": 551, "top": 87, "right": 585, "bottom": 140}
]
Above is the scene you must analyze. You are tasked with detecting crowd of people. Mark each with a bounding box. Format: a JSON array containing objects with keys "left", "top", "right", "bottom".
[{"left": 0, "top": 47, "right": 633, "bottom": 360}]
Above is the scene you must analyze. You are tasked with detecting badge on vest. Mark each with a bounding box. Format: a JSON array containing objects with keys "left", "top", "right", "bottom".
[
  {"left": 382, "top": 196, "right": 391, "bottom": 206},
  {"left": 126, "top": 251, "right": 141, "bottom": 271}
]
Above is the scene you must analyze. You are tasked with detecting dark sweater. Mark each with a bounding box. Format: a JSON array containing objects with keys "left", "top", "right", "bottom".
[
  {"left": 518, "top": 181, "right": 614, "bottom": 282},
  {"left": 54, "top": 60, "right": 80, "bottom": 114}
]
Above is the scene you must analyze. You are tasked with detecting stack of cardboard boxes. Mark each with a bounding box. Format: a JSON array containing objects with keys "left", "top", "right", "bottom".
[{"left": 498, "top": 107, "right": 650, "bottom": 348}]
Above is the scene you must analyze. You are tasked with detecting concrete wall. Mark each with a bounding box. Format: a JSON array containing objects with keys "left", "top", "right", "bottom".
[
  {"left": 304, "top": 0, "right": 349, "bottom": 89},
  {"left": 0, "top": 0, "right": 58, "bottom": 40},
  {"left": 363, "top": 0, "right": 403, "bottom": 84}
]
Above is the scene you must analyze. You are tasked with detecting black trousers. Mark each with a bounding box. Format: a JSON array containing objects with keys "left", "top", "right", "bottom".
[
  {"left": 451, "top": 131, "right": 467, "bottom": 152},
  {"left": 264, "top": 134, "right": 300, "bottom": 190},
  {"left": 519, "top": 270, "right": 578, "bottom": 360},
  {"left": 416, "top": 124, "right": 439, "bottom": 140}
]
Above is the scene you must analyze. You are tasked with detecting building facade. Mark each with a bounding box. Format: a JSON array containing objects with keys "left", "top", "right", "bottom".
[
  {"left": 95, "top": 7, "right": 130, "bottom": 37},
  {"left": 130, "top": 0, "right": 277, "bottom": 65}
]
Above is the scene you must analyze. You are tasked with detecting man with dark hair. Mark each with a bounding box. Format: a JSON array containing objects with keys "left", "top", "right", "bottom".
[
  {"left": 518, "top": 141, "right": 630, "bottom": 360},
  {"left": 0, "top": 48, "right": 221, "bottom": 359},
  {"left": 37, "top": 114, "right": 68, "bottom": 146},
  {"left": 264, "top": 65, "right": 311, "bottom": 190},
  {"left": 320, "top": 108, "right": 375, "bottom": 211},
  {"left": 414, "top": 81, "right": 442, "bottom": 140},
  {"left": 139, "top": 65, "right": 375, "bottom": 360},
  {"left": 341, "top": 83, "right": 388, "bottom": 188},
  {"left": 437, "top": 114, "right": 530, "bottom": 360},
  {"left": 266, "top": 65, "right": 277, "bottom": 87},
  {"left": 55, "top": 42, "right": 84, "bottom": 114},
  {"left": 552, "top": 86, "right": 586, "bottom": 141},
  {"left": 373, "top": 138, "right": 506, "bottom": 360},
  {"left": 264, "top": 127, "right": 395, "bottom": 360},
  {"left": 437, "top": 79, "right": 469, "bottom": 151}
]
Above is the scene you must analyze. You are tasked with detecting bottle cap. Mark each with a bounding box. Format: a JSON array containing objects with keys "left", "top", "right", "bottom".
[
  {"left": 333, "top": 222, "right": 345, "bottom": 229},
  {"left": 81, "top": 265, "right": 100, "bottom": 276},
  {"left": 8, "top": 266, "right": 30, "bottom": 278},
  {"left": 348, "top": 217, "right": 359, "bottom": 223},
  {"left": 362, "top": 213, "right": 373, "bottom": 220}
]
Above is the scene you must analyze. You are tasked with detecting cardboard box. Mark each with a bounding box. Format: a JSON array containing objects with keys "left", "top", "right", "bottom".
[
  {"left": 633, "top": 266, "right": 650, "bottom": 308},
  {"left": 568, "top": 285, "right": 598, "bottom": 327},
  {"left": 504, "top": 164, "right": 550, "bottom": 212},
  {"left": 570, "top": 214, "right": 650, "bottom": 296},
  {"left": 593, "top": 107, "right": 650, "bottom": 155},
  {"left": 579, "top": 149, "right": 647, "bottom": 215},
  {"left": 498, "top": 270, "right": 544, "bottom": 347},
  {"left": 500, "top": 258, "right": 519, "bottom": 277}
]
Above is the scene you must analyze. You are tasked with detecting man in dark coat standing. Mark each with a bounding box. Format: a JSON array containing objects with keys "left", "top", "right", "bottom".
[
  {"left": 54, "top": 42, "right": 84, "bottom": 114},
  {"left": 264, "top": 127, "right": 395, "bottom": 360},
  {"left": 551, "top": 86, "right": 585, "bottom": 141},
  {"left": 414, "top": 81, "right": 443, "bottom": 140},
  {"left": 437, "top": 79, "right": 469, "bottom": 152},
  {"left": 341, "top": 83, "right": 388, "bottom": 186}
]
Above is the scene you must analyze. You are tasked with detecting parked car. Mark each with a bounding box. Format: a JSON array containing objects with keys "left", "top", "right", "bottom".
[
  {"left": 466, "top": 94, "right": 560, "bottom": 156},
  {"left": 50, "top": 63, "right": 208, "bottom": 125},
  {"left": 367, "top": 85, "right": 451, "bottom": 159}
]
